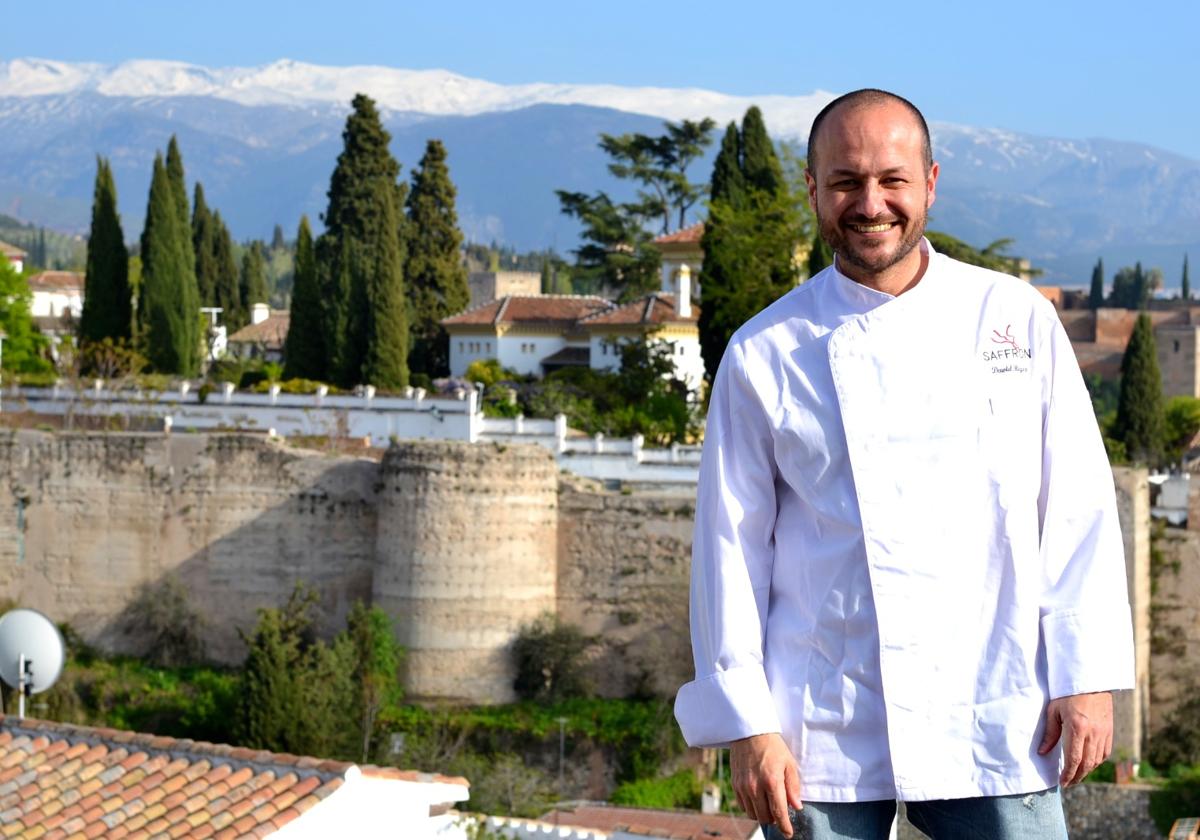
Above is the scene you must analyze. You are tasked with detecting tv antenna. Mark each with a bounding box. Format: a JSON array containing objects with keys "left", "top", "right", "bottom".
[{"left": 0, "top": 608, "right": 65, "bottom": 719}]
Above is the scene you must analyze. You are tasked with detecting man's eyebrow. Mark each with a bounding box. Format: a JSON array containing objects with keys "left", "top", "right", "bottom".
[{"left": 827, "top": 166, "right": 911, "bottom": 178}]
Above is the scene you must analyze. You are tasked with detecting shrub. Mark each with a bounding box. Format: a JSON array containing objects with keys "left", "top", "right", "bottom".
[
  {"left": 465, "top": 358, "right": 511, "bottom": 388},
  {"left": 610, "top": 769, "right": 700, "bottom": 809},
  {"left": 1150, "top": 765, "right": 1200, "bottom": 836},
  {"left": 119, "top": 576, "right": 208, "bottom": 667},
  {"left": 511, "top": 614, "right": 595, "bottom": 703}
]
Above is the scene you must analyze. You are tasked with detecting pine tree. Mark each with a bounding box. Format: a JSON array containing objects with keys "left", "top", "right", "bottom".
[
  {"left": 405, "top": 139, "right": 468, "bottom": 377},
  {"left": 139, "top": 153, "right": 201, "bottom": 376},
  {"left": 316, "top": 93, "right": 409, "bottom": 389},
  {"left": 1183, "top": 254, "right": 1191, "bottom": 301},
  {"left": 271, "top": 224, "right": 287, "bottom": 251},
  {"left": 211, "top": 213, "right": 243, "bottom": 330},
  {"left": 240, "top": 241, "right": 270, "bottom": 310},
  {"left": 80, "top": 157, "right": 131, "bottom": 343},
  {"left": 1089, "top": 258, "right": 1105, "bottom": 309},
  {"left": 284, "top": 216, "right": 324, "bottom": 380},
  {"left": 709, "top": 122, "right": 745, "bottom": 208},
  {"left": 165, "top": 136, "right": 191, "bottom": 231},
  {"left": 36, "top": 229, "right": 47, "bottom": 269},
  {"left": 1113, "top": 312, "right": 1164, "bottom": 465},
  {"left": 699, "top": 107, "right": 800, "bottom": 379}
]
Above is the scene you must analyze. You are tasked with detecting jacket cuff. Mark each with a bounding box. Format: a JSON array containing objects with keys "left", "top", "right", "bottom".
[
  {"left": 1041, "top": 603, "right": 1136, "bottom": 698},
  {"left": 673, "top": 663, "right": 781, "bottom": 748}
]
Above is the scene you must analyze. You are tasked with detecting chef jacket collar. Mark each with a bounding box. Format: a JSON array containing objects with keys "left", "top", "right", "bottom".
[{"left": 831, "top": 238, "right": 939, "bottom": 312}]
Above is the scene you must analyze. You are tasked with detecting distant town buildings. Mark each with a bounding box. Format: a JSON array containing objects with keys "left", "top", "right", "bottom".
[{"left": 0, "top": 239, "right": 26, "bottom": 273}]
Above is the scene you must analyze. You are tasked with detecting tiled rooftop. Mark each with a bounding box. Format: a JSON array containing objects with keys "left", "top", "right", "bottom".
[
  {"left": 442, "top": 295, "right": 612, "bottom": 327},
  {"left": 539, "top": 803, "right": 758, "bottom": 840},
  {"left": 26, "top": 271, "right": 84, "bottom": 292},
  {"left": 0, "top": 716, "right": 467, "bottom": 839},
  {"left": 653, "top": 223, "right": 705, "bottom": 246},
  {"left": 0, "top": 240, "right": 26, "bottom": 259},
  {"left": 227, "top": 312, "right": 290, "bottom": 349},
  {"left": 581, "top": 294, "right": 697, "bottom": 327}
]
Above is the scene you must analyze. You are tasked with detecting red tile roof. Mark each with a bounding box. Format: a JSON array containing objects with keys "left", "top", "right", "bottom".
[
  {"left": 27, "top": 270, "right": 84, "bottom": 292},
  {"left": 0, "top": 239, "right": 27, "bottom": 259},
  {"left": 442, "top": 295, "right": 612, "bottom": 328},
  {"left": 653, "top": 223, "right": 705, "bottom": 245},
  {"left": 540, "top": 803, "right": 758, "bottom": 840},
  {"left": 581, "top": 294, "right": 697, "bottom": 326},
  {"left": 228, "top": 312, "right": 290, "bottom": 349},
  {"left": 0, "top": 716, "right": 467, "bottom": 838}
]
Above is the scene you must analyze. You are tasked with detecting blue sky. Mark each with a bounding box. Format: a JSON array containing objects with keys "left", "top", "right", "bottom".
[{"left": 10, "top": 0, "right": 1199, "bottom": 158}]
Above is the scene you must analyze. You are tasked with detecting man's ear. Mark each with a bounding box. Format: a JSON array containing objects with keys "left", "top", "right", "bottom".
[
  {"left": 805, "top": 169, "right": 818, "bottom": 213},
  {"left": 926, "top": 161, "right": 939, "bottom": 210}
]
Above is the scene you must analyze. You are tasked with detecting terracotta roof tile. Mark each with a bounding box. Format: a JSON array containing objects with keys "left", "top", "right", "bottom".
[
  {"left": 442, "top": 294, "right": 612, "bottom": 327},
  {"left": 653, "top": 222, "right": 705, "bottom": 245},
  {"left": 581, "top": 293, "right": 698, "bottom": 326},
  {"left": 227, "top": 312, "right": 290, "bottom": 349},
  {"left": 540, "top": 804, "right": 759, "bottom": 840}
]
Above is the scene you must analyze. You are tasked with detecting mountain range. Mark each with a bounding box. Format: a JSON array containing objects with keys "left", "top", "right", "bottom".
[{"left": 1, "top": 58, "right": 1196, "bottom": 285}]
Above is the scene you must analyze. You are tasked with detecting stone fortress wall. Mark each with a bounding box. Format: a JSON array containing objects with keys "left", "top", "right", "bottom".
[{"left": 0, "top": 433, "right": 1165, "bottom": 763}]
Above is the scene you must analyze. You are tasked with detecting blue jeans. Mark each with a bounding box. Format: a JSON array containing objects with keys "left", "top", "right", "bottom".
[{"left": 762, "top": 788, "right": 1067, "bottom": 840}]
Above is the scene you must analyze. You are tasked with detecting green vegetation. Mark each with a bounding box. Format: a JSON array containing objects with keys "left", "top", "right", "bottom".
[
  {"left": 700, "top": 107, "right": 806, "bottom": 380},
  {"left": 317, "top": 93, "right": 410, "bottom": 390},
  {"left": 0, "top": 253, "right": 53, "bottom": 375},
  {"left": 1112, "top": 312, "right": 1164, "bottom": 464},
  {"left": 610, "top": 769, "right": 703, "bottom": 809},
  {"left": 511, "top": 613, "right": 595, "bottom": 703},
  {"left": 0, "top": 214, "right": 86, "bottom": 271},
  {"left": 1089, "top": 258, "right": 1105, "bottom": 309},
  {"left": 239, "top": 240, "right": 269, "bottom": 312},
  {"left": 79, "top": 157, "right": 131, "bottom": 346},
  {"left": 1183, "top": 254, "right": 1191, "bottom": 301},
  {"left": 284, "top": 216, "right": 324, "bottom": 380},
  {"left": 406, "top": 139, "right": 470, "bottom": 379}
]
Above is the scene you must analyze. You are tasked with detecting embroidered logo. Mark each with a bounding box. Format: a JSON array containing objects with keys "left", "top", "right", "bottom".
[{"left": 981, "top": 324, "right": 1032, "bottom": 373}]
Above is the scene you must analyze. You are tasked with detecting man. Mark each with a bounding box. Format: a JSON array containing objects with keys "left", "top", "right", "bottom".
[{"left": 674, "top": 90, "right": 1134, "bottom": 839}]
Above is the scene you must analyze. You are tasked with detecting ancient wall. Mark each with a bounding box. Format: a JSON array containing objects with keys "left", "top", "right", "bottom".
[
  {"left": 1113, "top": 467, "right": 1152, "bottom": 761},
  {"left": 0, "top": 431, "right": 379, "bottom": 662},
  {"left": 1149, "top": 527, "right": 1200, "bottom": 737},
  {"left": 373, "top": 441, "right": 558, "bottom": 703},
  {"left": 556, "top": 477, "right": 695, "bottom": 698}
]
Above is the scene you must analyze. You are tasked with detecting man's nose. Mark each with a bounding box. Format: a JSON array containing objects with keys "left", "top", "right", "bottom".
[{"left": 856, "top": 182, "right": 887, "bottom": 219}]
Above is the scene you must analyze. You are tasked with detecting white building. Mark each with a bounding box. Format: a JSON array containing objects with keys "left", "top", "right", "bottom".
[
  {"left": 654, "top": 222, "right": 704, "bottom": 304},
  {"left": 0, "top": 239, "right": 26, "bottom": 274},
  {"left": 27, "top": 270, "right": 84, "bottom": 319},
  {"left": 227, "top": 302, "right": 290, "bottom": 362}
]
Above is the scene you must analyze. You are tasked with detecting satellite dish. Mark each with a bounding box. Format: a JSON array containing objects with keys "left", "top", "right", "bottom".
[{"left": 0, "top": 609, "right": 65, "bottom": 714}]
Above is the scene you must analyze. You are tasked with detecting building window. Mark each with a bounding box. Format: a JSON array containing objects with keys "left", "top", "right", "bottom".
[
  {"left": 1175, "top": 340, "right": 1181, "bottom": 353},
  {"left": 458, "top": 342, "right": 464, "bottom": 353}
]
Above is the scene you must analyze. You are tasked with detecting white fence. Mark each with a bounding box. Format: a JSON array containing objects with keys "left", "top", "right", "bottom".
[{"left": 2, "top": 382, "right": 703, "bottom": 483}]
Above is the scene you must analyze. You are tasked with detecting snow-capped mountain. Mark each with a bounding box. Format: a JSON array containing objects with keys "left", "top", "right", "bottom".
[{"left": 0, "top": 58, "right": 1196, "bottom": 284}]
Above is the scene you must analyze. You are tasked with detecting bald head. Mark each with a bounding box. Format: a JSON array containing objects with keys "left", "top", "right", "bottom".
[{"left": 807, "top": 89, "right": 932, "bottom": 177}]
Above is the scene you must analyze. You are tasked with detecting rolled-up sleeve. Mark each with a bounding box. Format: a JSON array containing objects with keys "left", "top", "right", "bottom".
[
  {"left": 674, "top": 339, "right": 782, "bottom": 747},
  {"left": 1037, "top": 312, "right": 1135, "bottom": 699}
]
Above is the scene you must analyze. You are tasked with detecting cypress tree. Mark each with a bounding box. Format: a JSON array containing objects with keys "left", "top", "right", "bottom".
[
  {"left": 699, "top": 107, "right": 799, "bottom": 380},
  {"left": 211, "top": 213, "right": 243, "bottom": 330},
  {"left": 240, "top": 241, "right": 270, "bottom": 309},
  {"left": 284, "top": 216, "right": 324, "bottom": 380},
  {"left": 166, "top": 136, "right": 191, "bottom": 232},
  {"left": 80, "top": 156, "right": 131, "bottom": 343},
  {"left": 405, "top": 139, "right": 468, "bottom": 377},
  {"left": 192, "top": 183, "right": 219, "bottom": 305},
  {"left": 1113, "top": 312, "right": 1164, "bottom": 464},
  {"left": 807, "top": 230, "right": 834, "bottom": 278},
  {"left": 140, "top": 153, "right": 201, "bottom": 376},
  {"left": 740, "top": 106, "right": 784, "bottom": 196},
  {"left": 1089, "top": 258, "right": 1105, "bottom": 309},
  {"left": 1133, "top": 262, "right": 1148, "bottom": 310},
  {"left": 317, "top": 93, "right": 409, "bottom": 389},
  {"left": 708, "top": 122, "right": 745, "bottom": 208},
  {"left": 1183, "top": 254, "right": 1191, "bottom": 301}
]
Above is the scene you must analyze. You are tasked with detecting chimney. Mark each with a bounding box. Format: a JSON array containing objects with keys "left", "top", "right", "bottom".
[
  {"left": 676, "top": 265, "right": 692, "bottom": 318},
  {"left": 251, "top": 303, "right": 270, "bottom": 325}
]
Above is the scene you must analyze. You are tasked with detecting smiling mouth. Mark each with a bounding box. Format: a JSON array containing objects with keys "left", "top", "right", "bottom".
[{"left": 847, "top": 221, "right": 899, "bottom": 234}]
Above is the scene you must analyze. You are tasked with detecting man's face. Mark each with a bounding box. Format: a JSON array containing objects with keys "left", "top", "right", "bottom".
[{"left": 805, "top": 101, "right": 938, "bottom": 284}]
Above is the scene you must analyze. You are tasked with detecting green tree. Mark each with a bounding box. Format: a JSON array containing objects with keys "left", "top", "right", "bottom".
[
  {"left": 1182, "top": 254, "right": 1190, "bottom": 301},
  {"left": 1164, "top": 396, "right": 1200, "bottom": 463},
  {"left": 271, "top": 224, "right": 287, "bottom": 251},
  {"left": 317, "top": 93, "right": 409, "bottom": 389},
  {"left": 139, "top": 153, "right": 201, "bottom": 376},
  {"left": 1112, "top": 312, "right": 1164, "bottom": 464},
  {"left": 0, "top": 258, "right": 51, "bottom": 374},
  {"left": 1109, "top": 265, "right": 1138, "bottom": 309},
  {"left": 284, "top": 216, "right": 325, "bottom": 380},
  {"left": 556, "top": 190, "right": 660, "bottom": 300},
  {"left": 211, "top": 213, "right": 243, "bottom": 330},
  {"left": 240, "top": 241, "right": 269, "bottom": 309},
  {"left": 405, "top": 139, "right": 469, "bottom": 378},
  {"left": 511, "top": 614, "right": 594, "bottom": 703},
  {"left": 807, "top": 230, "right": 833, "bottom": 278},
  {"left": 699, "top": 107, "right": 801, "bottom": 380},
  {"left": 1089, "top": 258, "right": 1105, "bottom": 309},
  {"left": 709, "top": 123, "right": 745, "bottom": 207},
  {"left": 79, "top": 157, "right": 132, "bottom": 344},
  {"left": 344, "top": 603, "right": 404, "bottom": 762},
  {"left": 237, "top": 585, "right": 353, "bottom": 759},
  {"left": 192, "top": 183, "right": 219, "bottom": 306},
  {"left": 165, "top": 136, "right": 191, "bottom": 231}
]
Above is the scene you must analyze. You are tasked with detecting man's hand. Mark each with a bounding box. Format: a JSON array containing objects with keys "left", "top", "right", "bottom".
[
  {"left": 1037, "top": 691, "right": 1113, "bottom": 787},
  {"left": 730, "top": 733, "right": 802, "bottom": 838}
]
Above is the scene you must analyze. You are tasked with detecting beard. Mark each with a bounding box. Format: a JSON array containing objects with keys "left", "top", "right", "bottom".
[{"left": 818, "top": 204, "right": 928, "bottom": 277}]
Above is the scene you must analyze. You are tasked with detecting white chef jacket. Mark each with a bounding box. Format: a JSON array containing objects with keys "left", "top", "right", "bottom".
[{"left": 674, "top": 241, "right": 1135, "bottom": 802}]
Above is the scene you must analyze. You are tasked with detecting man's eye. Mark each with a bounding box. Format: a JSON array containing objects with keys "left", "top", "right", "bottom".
[{"left": 831, "top": 180, "right": 856, "bottom": 189}]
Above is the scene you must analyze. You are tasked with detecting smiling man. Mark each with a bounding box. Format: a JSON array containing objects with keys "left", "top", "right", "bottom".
[{"left": 674, "top": 90, "right": 1134, "bottom": 840}]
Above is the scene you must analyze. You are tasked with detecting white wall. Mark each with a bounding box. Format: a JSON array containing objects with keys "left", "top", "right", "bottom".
[
  {"left": 589, "top": 335, "right": 620, "bottom": 372},
  {"left": 31, "top": 290, "right": 83, "bottom": 318},
  {"left": 448, "top": 336, "right": 498, "bottom": 377},
  {"left": 497, "top": 334, "right": 567, "bottom": 376}
]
